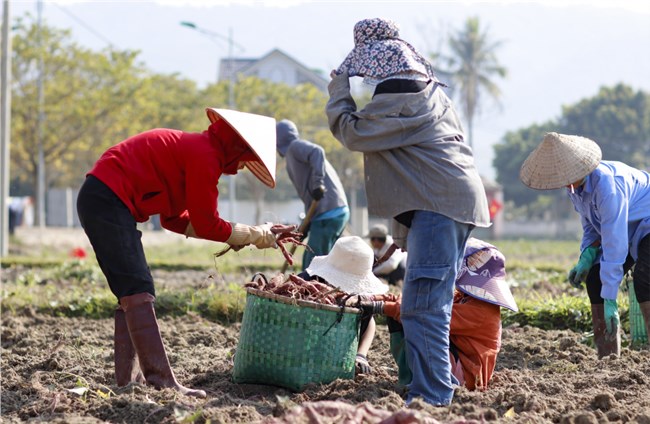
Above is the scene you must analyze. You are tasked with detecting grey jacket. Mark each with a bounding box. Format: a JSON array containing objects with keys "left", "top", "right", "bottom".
[
  {"left": 276, "top": 120, "right": 348, "bottom": 216},
  {"left": 326, "top": 72, "right": 490, "bottom": 227}
]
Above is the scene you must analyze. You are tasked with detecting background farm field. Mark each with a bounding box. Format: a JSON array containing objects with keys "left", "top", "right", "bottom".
[{"left": 2, "top": 229, "right": 649, "bottom": 423}]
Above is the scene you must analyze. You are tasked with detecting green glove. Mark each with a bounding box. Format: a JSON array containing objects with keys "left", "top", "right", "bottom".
[
  {"left": 604, "top": 299, "right": 620, "bottom": 335},
  {"left": 568, "top": 246, "right": 599, "bottom": 288}
]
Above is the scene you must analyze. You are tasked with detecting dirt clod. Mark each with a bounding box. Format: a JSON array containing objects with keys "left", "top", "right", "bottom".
[{"left": 591, "top": 393, "right": 616, "bottom": 411}]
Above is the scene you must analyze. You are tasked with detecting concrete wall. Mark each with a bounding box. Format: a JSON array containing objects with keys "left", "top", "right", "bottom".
[
  {"left": 46, "top": 188, "right": 80, "bottom": 228},
  {"left": 498, "top": 218, "right": 582, "bottom": 240},
  {"left": 42, "top": 188, "right": 371, "bottom": 237},
  {"left": 42, "top": 187, "right": 583, "bottom": 241}
]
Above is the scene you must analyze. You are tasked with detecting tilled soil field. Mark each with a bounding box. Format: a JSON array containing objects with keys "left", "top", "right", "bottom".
[{"left": 2, "top": 308, "right": 649, "bottom": 423}]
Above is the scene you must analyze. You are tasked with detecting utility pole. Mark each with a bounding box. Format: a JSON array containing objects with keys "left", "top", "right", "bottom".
[
  {"left": 180, "top": 21, "right": 243, "bottom": 221},
  {"left": 226, "top": 27, "right": 236, "bottom": 221},
  {"left": 1, "top": 0, "right": 12, "bottom": 257},
  {"left": 35, "top": 0, "right": 45, "bottom": 228},
  {"left": 227, "top": 27, "right": 234, "bottom": 110}
]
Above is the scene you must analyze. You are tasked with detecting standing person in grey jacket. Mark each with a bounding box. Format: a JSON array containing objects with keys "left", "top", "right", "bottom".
[
  {"left": 276, "top": 120, "right": 350, "bottom": 269},
  {"left": 326, "top": 18, "right": 490, "bottom": 406}
]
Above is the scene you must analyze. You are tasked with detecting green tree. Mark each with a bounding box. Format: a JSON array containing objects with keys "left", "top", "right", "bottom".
[
  {"left": 128, "top": 73, "right": 204, "bottom": 134},
  {"left": 443, "top": 17, "right": 507, "bottom": 148},
  {"left": 10, "top": 16, "right": 148, "bottom": 216},
  {"left": 493, "top": 84, "right": 650, "bottom": 212},
  {"left": 560, "top": 84, "right": 650, "bottom": 169},
  {"left": 9, "top": 15, "right": 365, "bottom": 227},
  {"left": 493, "top": 121, "right": 556, "bottom": 208}
]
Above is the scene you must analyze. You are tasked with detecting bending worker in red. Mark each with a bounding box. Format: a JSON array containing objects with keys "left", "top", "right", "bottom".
[{"left": 77, "top": 108, "right": 298, "bottom": 397}]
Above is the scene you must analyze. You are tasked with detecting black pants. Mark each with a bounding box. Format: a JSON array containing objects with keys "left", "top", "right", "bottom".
[
  {"left": 586, "top": 235, "right": 650, "bottom": 304},
  {"left": 77, "top": 176, "right": 155, "bottom": 299}
]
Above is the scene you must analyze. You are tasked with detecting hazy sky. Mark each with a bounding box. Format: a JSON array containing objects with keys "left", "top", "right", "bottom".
[{"left": 9, "top": 0, "right": 650, "bottom": 179}]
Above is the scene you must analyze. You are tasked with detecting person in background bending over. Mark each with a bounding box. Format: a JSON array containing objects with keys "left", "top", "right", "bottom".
[
  {"left": 367, "top": 224, "right": 407, "bottom": 286},
  {"left": 520, "top": 132, "right": 650, "bottom": 358},
  {"left": 77, "top": 108, "right": 299, "bottom": 397},
  {"left": 276, "top": 119, "right": 349, "bottom": 270}
]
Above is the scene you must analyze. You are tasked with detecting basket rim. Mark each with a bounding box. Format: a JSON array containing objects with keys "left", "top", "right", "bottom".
[{"left": 246, "top": 288, "right": 360, "bottom": 314}]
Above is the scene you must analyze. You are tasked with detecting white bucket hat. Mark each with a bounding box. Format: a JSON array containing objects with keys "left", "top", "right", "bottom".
[
  {"left": 306, "top": 236, "right": 389, "bottom": 295},
  {"left": 206, "top": 108, "right": 277, "bottom": 188},
  {"left": 519, "top": 132, "right": 602, "bottom": 190},
  {"left": 456, "top": 238, "right": 518, "bottom": 312}
]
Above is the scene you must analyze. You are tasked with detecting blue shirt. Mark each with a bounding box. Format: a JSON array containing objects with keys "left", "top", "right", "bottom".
[
  {"left": 568, "top": 161, "right": 650, "bottom": 300},
  {"left": 312, "top": 205, "right": 349, "bottom": 222}
]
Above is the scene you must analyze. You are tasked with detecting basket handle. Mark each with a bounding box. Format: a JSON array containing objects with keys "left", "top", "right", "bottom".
[{"left": 322, "top": 293, "right": 357, "bottom": 336}]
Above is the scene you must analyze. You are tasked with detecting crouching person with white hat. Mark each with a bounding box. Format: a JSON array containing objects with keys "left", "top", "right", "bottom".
[
  {"left": 520, "top": 132, "right": 650, "bottom": 358},
  {"left": 77, "top": 108, "right": 301, "bottom": 397},
  {"left": 364, "top": 238, "right": 518, "bottom": 391},
  {"left": 292, "top": 236, "right": 390, "bottom": 375}
]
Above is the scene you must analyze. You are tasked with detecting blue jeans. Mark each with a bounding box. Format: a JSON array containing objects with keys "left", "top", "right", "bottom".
[
  {"left": 302, "top": 210, "right": 349, "bottom": 270},
  {"left": 401, "top": 210, "right": 472, "bottom": 406}
]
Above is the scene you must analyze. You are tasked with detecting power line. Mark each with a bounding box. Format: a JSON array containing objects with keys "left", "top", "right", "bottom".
[{"left": 53, "top": 4, "right": 114, "bottom": 48}]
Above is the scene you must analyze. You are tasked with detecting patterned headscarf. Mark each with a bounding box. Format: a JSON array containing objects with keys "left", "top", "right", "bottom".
[{"left": 336, "top": 18, "right": 438, "bottom": 84}]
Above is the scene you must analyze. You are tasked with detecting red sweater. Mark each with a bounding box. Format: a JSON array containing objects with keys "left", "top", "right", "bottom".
[{"left": 89, "top": 124, "right": 246, "bottom": 242}]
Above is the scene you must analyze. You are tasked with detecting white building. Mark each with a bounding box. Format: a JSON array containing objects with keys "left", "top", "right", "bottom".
[{"left": 218, "top": 48, "right": 329, "bottom": 93}]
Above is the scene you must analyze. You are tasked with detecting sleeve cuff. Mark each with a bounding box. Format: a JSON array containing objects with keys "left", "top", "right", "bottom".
[{"left": 600, "top": 284, "right": 619, "bottom": 300}]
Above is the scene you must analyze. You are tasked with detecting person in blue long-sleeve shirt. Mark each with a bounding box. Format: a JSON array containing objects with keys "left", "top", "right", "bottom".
[{"left": 520, "top": 132, "right": 650, "bottom": 358}]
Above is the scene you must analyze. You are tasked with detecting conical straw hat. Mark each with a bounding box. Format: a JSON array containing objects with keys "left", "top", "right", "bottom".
[
  {"left": 519, "top": 132, "right": 602, "bottom": 190},
  {"left": 206, "top": 108, "right": 277, "bottom": 188}
]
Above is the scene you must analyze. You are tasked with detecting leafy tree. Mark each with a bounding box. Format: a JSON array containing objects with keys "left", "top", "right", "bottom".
[
  {"left": 493, "top": 121, "right": 556, "bottom": 208},
  {"left": 9, "top": 15, "right": 364, "bottom": 227},
  {"left": 129, "top": 73, "right": 204, "bottom": 133},
  {"left": 442, "top": 17, "right": 507, "bottom": 148},
  {"left": 10, "top": 15, "right": 148, "bottom": 221},
  {"left": 493, "top": 84, "right": 650, "bottom": 212},
  {"left": 560, "top": 84, "right": 650, "bottom": 169}
]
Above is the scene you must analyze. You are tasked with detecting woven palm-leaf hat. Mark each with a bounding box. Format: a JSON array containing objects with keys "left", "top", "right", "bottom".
[
  {"left": 206, "top": 108, "right": 277, "bottom": 188},
  {"left": 519, "top": 132, "right": 602, "bottom": 190}
]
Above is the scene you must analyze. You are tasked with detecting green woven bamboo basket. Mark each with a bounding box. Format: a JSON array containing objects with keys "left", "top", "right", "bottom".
[{"left": 232, "top": 288, "right": 360, "bottom": 391}]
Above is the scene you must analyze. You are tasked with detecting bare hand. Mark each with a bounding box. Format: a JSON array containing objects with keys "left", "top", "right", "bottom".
[{"left": 330, "top": 69, "right": 338, "bottom": 79}]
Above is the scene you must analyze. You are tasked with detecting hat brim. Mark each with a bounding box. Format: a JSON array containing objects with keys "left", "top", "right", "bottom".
[
  {"left": 456, "top": 277, "right": 519, "bottom": 312},
  {"left": 306, "top": 256, "right": 388, "bottom": 295},
  {"left": 457, "top": 238, "right": 518, "bottom": 311},
  {"left": 206, "top": 108, "right": 277, "bottom": 188}
]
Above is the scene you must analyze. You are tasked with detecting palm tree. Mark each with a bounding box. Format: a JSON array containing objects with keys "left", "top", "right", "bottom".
[{"left": 443, "top": 17, "right": 507, "bottom": 149}]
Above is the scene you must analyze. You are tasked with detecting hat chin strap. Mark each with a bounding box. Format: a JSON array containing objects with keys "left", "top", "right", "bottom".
[{"left": 569, "top": 177, "right": 587, "bottom": 194}]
